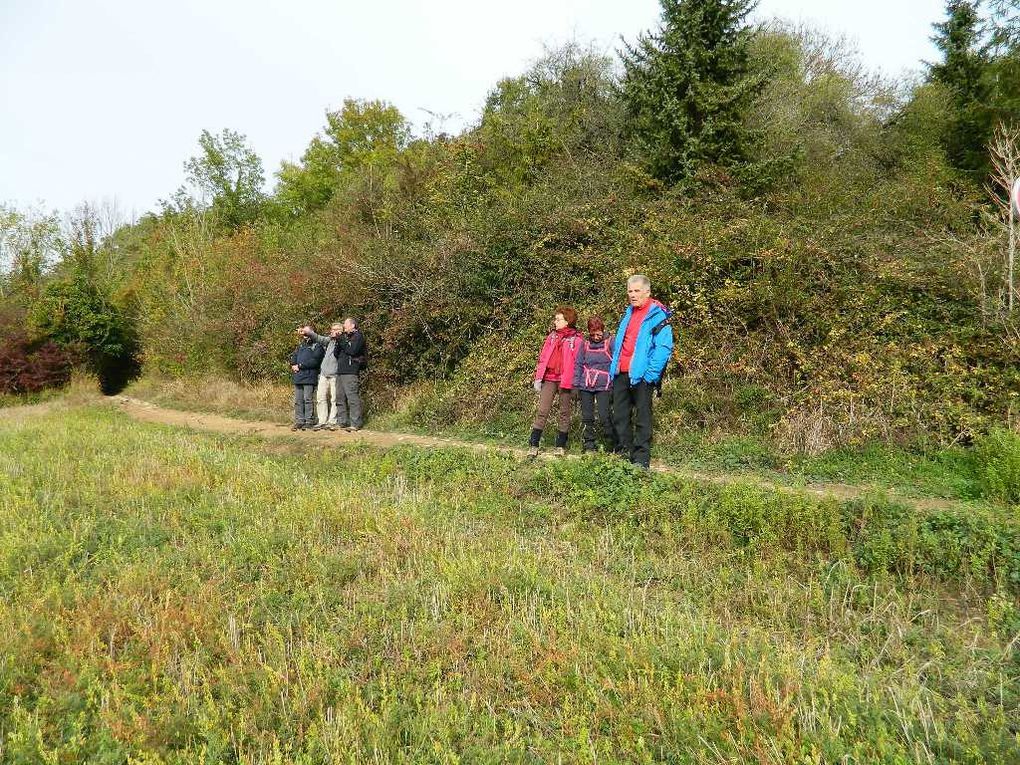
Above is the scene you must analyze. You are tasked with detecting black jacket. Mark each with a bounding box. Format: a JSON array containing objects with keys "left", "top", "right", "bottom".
[
  {"left": 290, "top": 340, "right": 325, "bottom": 385},
  {"left": 333, "top": 330, "right": 366, "bottom": 375}
]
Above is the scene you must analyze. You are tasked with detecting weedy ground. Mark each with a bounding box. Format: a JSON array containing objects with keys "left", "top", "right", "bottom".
[
  {"left": 127, "top": 375, "right": 1017, "bottom": 506},
  {"left": 1, "top": 404, "right": 1018, "bottom": 763}
]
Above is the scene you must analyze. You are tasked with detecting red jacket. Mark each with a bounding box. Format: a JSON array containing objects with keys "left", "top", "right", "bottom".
[{"left": 533, "top": 328, "right": 582, "bottom": 390}]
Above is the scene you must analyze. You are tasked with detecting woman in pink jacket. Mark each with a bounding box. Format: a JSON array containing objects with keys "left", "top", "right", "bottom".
[{"left": 528, "top": 306, "right": 582, "bottom": 457}]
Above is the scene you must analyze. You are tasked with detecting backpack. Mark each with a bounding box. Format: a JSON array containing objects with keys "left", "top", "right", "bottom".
[
  {"left": 579, "top": 337, "right": 613, "bottom": 391},
  {"left": 649, "top": 314, "right": 672, "bottom": 398},
  {"left": 356, "top": 337, "right": 368, "bottom": 372}
]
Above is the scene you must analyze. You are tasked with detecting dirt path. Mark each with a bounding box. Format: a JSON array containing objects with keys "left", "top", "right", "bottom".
[{"left": 94, "top": 396, "right": 963, "bottom": 511}]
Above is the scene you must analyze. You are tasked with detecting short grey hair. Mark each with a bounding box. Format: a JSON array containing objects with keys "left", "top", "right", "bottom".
[
  {"left": 344, "top": 317, "right": 359, "bottom": 329},
  {"left": 627, "top": 274, "right": 651, "bottom": 291}
]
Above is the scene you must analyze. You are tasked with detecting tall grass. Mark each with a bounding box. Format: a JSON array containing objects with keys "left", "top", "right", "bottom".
[{"left": 2, "top": 407, "right": 1017, "bottom": 762}]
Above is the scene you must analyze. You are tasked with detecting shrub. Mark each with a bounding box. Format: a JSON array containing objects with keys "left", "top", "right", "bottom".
[
  {"left": 0, "top": 341, "right": 74, "bottom": 393},
  {"left": 972, "top": 427, "right": 1020, "bottom": 504},
  {"left": 0, "top": 329, "right": 76, "bottom": 394}
]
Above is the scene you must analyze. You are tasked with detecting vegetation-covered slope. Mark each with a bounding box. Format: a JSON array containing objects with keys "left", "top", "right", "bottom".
[{"left": 3, "top": 1, "right": 1020, "bottom": 454}]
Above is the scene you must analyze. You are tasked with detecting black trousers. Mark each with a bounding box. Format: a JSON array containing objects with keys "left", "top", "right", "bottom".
[
  {"left": 612, "top": 374, "right": 654, "bottom": 468},
  {"left": 578, "top": 390, "right": 616, "bottom": 452}
]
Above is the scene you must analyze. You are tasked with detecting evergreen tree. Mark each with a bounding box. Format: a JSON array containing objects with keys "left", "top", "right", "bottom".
[
  {"left": 928, "top": 0, "right": 993, "bottom": 178},
  {"left": 986, "top": 0, "right": 1020, "bottom": 129},
  {"left": 619, "top": 0, "right": 759, "bottom": 185}
]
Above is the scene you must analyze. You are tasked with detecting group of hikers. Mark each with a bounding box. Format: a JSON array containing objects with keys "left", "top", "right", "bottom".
[
  {"left": 290, "top": 319, "right": 366, "bottom": 432},
  {"left": 289, "top": 274, "right": 673, "bottom": 469}
]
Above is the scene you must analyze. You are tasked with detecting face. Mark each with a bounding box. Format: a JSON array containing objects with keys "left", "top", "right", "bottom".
[
  {"left": 553, "top": 313, "right": 568, "bottom": 330},
  {"left": 627, "top": 281, "right": 651, "bottom": 308},
  {"left": 343, "top": 319, "right": 356, "bottom": 333},
  {"left": 330, "top": 324, "right": 343, "bottom": 338},
  {"left": 590, "top": 329, "right": 604, "bottom": 342}
]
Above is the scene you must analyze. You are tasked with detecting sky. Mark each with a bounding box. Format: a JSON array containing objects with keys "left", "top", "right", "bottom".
[{"left": 0, "top": 0, "right": 945, "bottom": 218}]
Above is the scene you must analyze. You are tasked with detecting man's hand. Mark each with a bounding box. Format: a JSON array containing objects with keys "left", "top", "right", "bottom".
[
  {"left": 533, "top": 380, "right": 543, "bottom": 393},
  {"left": 301, "top": 326, "right": 313, "bottom": 337},
  {"left": 291, "top": 364, "right": 300, "bottom": 372}
]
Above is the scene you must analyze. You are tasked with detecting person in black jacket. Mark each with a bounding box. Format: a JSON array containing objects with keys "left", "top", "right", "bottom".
[
  {"left": 289, "top": 326, "right": 325, "bottom": 430},
  {"left": 333, "top": 317, "right": 366, "bottom": 431}
]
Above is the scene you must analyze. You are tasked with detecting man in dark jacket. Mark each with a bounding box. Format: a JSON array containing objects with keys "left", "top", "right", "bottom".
[
  {"left": 290, "top": 327, "right": 325, "bottom": 430},
  {"left": 333, "top": 317, "right": 366, "bottom": 430}
]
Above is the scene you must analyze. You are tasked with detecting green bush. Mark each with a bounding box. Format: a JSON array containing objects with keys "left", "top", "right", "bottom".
[{"left": 972, "top": 427, "right": 1020, "bottom": 504}]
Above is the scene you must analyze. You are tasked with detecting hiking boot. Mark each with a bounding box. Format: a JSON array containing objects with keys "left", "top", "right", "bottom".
[
  {"left": 311, "top": 424, "right": 325, "bottom": 431},
  {"left": 290, "top": 424, "right": 301, "bottom": 431},
  {"left": 527, "top": 446, "right": 540, "bottom": 459},
  {"left": 325, "top": 424, "right": 338, "bottom": 431},
  {"left": 554, "top": 447, "right": 566, "bottom": 457}
]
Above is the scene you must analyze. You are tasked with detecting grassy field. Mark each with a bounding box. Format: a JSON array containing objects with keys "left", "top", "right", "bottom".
[{"left": 2, "top": 404, "right": 1018, "bottom": 763}]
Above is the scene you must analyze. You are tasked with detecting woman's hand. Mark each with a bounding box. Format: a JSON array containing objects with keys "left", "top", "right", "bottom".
[{"left": 533, "top": 380, "right": 543, "bottom": 393}]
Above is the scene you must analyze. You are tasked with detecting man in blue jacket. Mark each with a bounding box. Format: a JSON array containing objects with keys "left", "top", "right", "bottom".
[{"left": 609, "top": 275, "right": 674, "bottom": 468}]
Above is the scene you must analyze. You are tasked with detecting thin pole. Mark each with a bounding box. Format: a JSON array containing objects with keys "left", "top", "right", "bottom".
[{"left": 1011, "top": 177, "right": 1016, "bottom": 313}]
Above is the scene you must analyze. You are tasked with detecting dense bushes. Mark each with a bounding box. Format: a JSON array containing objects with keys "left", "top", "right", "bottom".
[
  {"left": 0, "top": 306, "right": 75, "bottom": 394},
  {"left": 0, "top": 331, "right": 75, "bottom": 394},
  {"left": 972, "top": 427, "right": 1020, "bottom": 504},
  {"left": 29, "top": 275, "right": 138, "bottom": 393}
]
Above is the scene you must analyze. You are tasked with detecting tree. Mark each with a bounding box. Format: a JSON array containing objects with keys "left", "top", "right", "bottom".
[
  {"left": 182, "top": 128, "right": 266, "bottom": 230},
  {"left": 619, "top": 0, "right": 760, "bottom": 185},
  {"left": 988, "top": 0, "right": 1020, "bottom": 49},
  {"left": 986, "top": 0, "right": 1020, "bottom": 128},
  {"left": 477, "top": 44, "right": 624, "bottom": 185},
  {"left": 275, "top": 99, "right": 410, "bottom": 215},
  {"left": 28, "top": 274, "right": 138, "bottom": 393},
  {"left": 0, "top": 204, "right": 63, "bottom": 299},
  {"left": 928, "top": 1, "right": 993, "bottom": 177}
]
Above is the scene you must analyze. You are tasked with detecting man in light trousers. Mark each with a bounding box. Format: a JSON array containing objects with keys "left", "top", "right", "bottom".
[{"left": 304, "top": 322, "right": 344, "bottom": 431}]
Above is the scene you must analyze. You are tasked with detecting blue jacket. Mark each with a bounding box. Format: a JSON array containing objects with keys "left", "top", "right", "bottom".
[
  {"left": 609, "top": 300, "right": 674, "bottom": 384},
  {"left": 289, "top": 340, "right": 325, "bottom": 385}
]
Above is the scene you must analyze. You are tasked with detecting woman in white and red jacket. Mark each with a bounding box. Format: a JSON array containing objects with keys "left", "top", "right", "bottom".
[{"left": 527, "top": 306, "right": 582, "bottom": 457}]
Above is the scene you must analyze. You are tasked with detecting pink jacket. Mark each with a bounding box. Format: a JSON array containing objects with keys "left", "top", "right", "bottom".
[{"left": 533, "top": 328, "right": 583, "bottom": 390}]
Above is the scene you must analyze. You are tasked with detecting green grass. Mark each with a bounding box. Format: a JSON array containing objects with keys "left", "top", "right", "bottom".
[{"left": 1, "top": 405, "right": 1018, "bottom": 763}]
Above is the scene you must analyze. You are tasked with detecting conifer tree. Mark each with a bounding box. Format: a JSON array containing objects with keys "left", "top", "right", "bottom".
[
  {"left": 619, "top": 0, "right": 759, "bottom": 185},
  {"left": 986, "top": 0, "right": 1020, "bottom": 128},
  {"left": 929, "top": 0, "right": 993, "bottom": 178}
]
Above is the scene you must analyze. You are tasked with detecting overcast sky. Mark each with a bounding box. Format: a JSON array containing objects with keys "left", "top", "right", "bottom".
[{"left": 0, "top": 0, "right": 944, "bottom": 218}]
